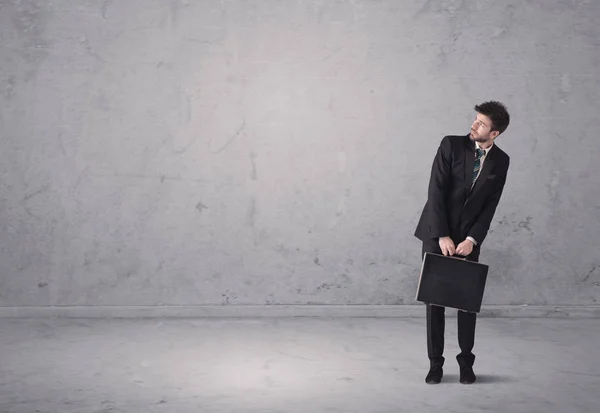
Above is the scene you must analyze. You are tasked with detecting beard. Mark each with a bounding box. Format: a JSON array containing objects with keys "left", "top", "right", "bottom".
[{"left": 470, "top": 131, "right": 489, "bottom": 143}]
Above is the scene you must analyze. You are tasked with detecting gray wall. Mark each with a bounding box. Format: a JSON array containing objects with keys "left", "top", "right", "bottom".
[{"left": 1, "top": 0, "right": 599, "bottom": 308}]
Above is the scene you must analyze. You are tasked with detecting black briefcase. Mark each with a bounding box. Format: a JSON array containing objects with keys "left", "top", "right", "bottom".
[{"left": 415, "top": 252, "right": 489, "bottom": 313}]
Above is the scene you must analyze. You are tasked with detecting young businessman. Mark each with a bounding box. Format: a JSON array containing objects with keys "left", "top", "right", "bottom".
[{"left": 413, "top": 101, "right": 511, "bottom": 384}]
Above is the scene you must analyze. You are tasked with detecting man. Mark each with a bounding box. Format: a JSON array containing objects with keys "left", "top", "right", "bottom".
[{"left": 413, "top": 101, "right": 511, "bottom": 385}]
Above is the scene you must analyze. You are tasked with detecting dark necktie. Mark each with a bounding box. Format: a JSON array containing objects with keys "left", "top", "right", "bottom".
[{"left": 472, "top": 148, "right": 485, "bottom": 184}]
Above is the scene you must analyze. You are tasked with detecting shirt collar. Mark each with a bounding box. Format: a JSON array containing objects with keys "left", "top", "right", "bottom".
[{"left": 475, "top": 141, "right": 493, "bottom": 156}]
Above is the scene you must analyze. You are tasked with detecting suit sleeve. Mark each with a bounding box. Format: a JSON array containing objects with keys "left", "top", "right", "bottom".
[
  {"left": 427, "top": 136, "right": 452, "bottom": 238},
  {"left": 467, "top": 158, "right": 510, "bottom": 244}
]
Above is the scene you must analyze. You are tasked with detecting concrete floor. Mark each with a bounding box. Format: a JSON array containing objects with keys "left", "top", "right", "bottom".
[{"left": 1, "top": 317, "right": 599, "bottom": 413}]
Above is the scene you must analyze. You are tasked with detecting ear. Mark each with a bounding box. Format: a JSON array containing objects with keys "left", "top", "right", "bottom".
[{"left": 490, "top": 130, "right": 500, "bottom": 140}]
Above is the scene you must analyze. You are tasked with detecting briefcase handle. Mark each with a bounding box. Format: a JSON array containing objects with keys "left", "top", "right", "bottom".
[{"left": 424, "top": 252, "right": 468, "bottom": 260}]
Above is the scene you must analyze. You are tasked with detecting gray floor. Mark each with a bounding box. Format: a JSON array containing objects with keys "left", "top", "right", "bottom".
[{"left": 1, "top": 317, "right": 599, "bottom": 413}]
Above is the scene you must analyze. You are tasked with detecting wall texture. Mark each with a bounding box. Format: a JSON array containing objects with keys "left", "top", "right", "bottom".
[{"left": 1, "top": 0, "right": 599, "bottom": 309}]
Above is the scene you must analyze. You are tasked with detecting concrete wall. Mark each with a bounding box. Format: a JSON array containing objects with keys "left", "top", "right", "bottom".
[{"left": 1, "top": 0, "right": 599, "bottom": 309}]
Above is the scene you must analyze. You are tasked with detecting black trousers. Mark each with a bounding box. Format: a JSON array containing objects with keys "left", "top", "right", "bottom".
[{"left": 422, "top": 239, "right": 481, "bottom": 369}]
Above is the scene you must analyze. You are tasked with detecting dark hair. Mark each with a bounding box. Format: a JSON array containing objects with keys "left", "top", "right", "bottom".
[{"left": 474, "top": 101, "right": 510, "bottom": 135}]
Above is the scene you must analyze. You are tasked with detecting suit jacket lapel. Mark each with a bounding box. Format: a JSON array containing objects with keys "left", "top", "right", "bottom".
[
  {"left": 471, "top": 146, "right": 496, "bottom": 195},
  {"left": 463, "top": 136, "right": 496, "bottom": 206},
  {"left": 469, "top": 144, "right": 495, "bottom": 197},
  {"left": 464, "top": 136, "right": 475, "bottom": 196}
]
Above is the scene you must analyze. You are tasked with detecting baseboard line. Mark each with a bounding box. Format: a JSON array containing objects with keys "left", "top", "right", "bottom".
[{"left": 1, "top": 305, "right": 599, "bottom": 318}]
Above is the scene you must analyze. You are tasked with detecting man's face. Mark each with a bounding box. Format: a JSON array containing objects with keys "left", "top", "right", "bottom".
[{"left": 470, "top": 113, "right": 498, "bottom": 145}]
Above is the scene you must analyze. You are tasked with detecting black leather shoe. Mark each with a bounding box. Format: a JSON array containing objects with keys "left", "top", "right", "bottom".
[
  {"left": 425, "top": 366, "right": 443, "bottom": 384},
  {"left": 460, "top": 366, "right": 476, "bottom": 384}
]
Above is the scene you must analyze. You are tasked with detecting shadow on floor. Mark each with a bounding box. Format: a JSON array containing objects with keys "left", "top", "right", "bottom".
[
  {"left": 476, "top": 374, "right": 517, "bottom": 384},
  {"left": 439, "top": 374, "right": 516, "bottom": 384}
]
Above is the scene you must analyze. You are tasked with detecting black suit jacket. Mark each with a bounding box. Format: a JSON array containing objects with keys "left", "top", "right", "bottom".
[{"left": 414, "top": 133, "right": 510, "bottom": 247}]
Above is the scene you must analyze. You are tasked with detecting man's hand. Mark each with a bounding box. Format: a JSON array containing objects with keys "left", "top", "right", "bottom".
[
  {"left": 455, "top": 239, "right": 474, "bottom": 257},
  {"left": 438, "top": 236, "right": 456, "bottom": 256}
]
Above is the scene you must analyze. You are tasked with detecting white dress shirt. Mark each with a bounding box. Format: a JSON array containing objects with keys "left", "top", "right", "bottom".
[
  {"left": 471, "top": 141, "right": 492, "bottom": 185},
  {"left": 467, "top": 141, "right": 493, "bottom": 246}
]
